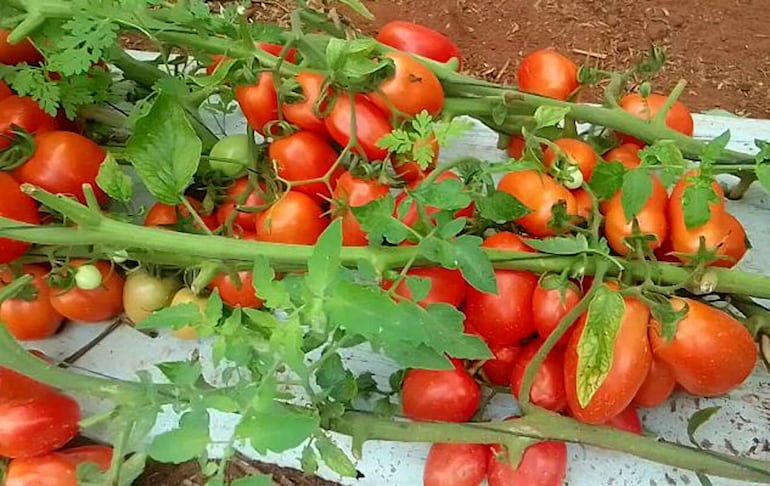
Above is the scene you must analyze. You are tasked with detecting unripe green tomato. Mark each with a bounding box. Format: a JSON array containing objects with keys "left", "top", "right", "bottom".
[
  {"left": 562, "top": 164, "right": 584, "bottom": 190},
  {"left": 208, "top": 134, "right": 252, "bottom": 177},
  {"left": 123, "top": 269, "right": 181, "bottom": 324},
  {"left": 74, "top": 264, "right": 103, "bottom": 290}
]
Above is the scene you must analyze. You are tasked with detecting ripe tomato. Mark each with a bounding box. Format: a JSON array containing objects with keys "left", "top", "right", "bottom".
[
  {"left": 507, "top": 135, "right": 526, "bottom": 159},
  {"left": 236, "top": 72, "right": 278, "bottom": 136},
  {"left": 423, "top": 443, "right": 490, "bottom": 486},
  {"left": 0, "top": 392, "right": 80, "bottom": 458},
  {"left": 633, "top": 358, "right": 676, "bottom": 408},
  {"left": 0, "top": 29, "right": 43, "bottom": 65},
  {"left": 498, "top": 170, "right": 577, "bottom": 237},
  {"left": 376, "top": 21, "right": 463, "bottom": 69},
  {"left": 531, "top": 276, "right": 582, "bottom": 348},
  {"left": 0, "top": 96, "right": 58, "bottom": 149},
  {"left": 482, "top": 231, "right": 533, "bottom": 252},
  {"left": 283, "top": 71, "right": 329, "bottom": 135},
  {"left": 206, "top": 44, "right": 298, "bottom": 76},
  {"left": 618, "top": 93, "right": 694, "bottom": 145},
  {"left": 603, "top": 143, "right": 641, "bottom": 169},
  {"left": 604, "top": 405, "right": 643, "bottom": 435},
  {"left": 543, "top": 138, "right": 598, "bottom": 182},
  {"left": 392, "top": 135, "right": 440, "bottom": 183},
  {"left": 481, "top": 344, "right": 520, "bottom": 386},
  {"left": 462, "top": 234, "right": 538, "bottom": 346},
  {"left": 49, "top": 260, "right": 124, "bottom": 323},
  {"left": 572, "top": 188, "right": 593, "bottom": 221},
  {"left": 649, "top": 298, "right": 756, "bottom": 397},
  {"left": 331, "top": 171, "right": 390, "bottom": 246},
  {"left": 59, "top": 445, "right": 114, "bottom": 470},
  {"left": 216, "top": 178, "right": 268, "bottom": 233},
  {"left": 5, "top": 445, "right": 113, "bottom": 486},
  {"left": 669, "top": 207, "right": 746, "bottom": 268},
  {"left": 122, "top": 269, "right": 180, "bottom": 324},
  {"left": 0, "top": 265, "right": 63, "bottom": 340},
  {"left": 270, "top": 131, "right": 341, "bottom": 201},
  {"left": 487, "top": 433, "right": 567, "bottom": 486},
  {"left": 0, "top": 172, "right": 40, "bottom": 264},
  {"left": 0, "top": 80, "right": 12, "bottom": 100},
  {"left": 370, "top": 52, "right": 444, "bottom": 118},
  {"left": 603, "top": 175, "right": 668, "bottom": 256},
  {"left": 402, "top": 360, "right": 480, "bottom": 422},
  {"left": 668, "top": 170, "right": 726, "bottom": 222},
  {"left": 510, "top": 339, "right": 567, "bottom": 412},
  {"left": 395, "top": 172, "right": 475, "bottom": 228},
  {"left": 564, "top": 288, "right": 651, "bottom": 424},
  {"left": 13, "top": 131, "right": 107, "bottom": 205},
  {"left": 325, "top": 93, "right": 392, "bottom": 161},
  {"left": 256, "top": 191, "right": 329, "bottom": 245},
  {"left": 145, "top": 197, "right": 219, "bottom": 232},
  {"left": 517, "top": 49, "right": 579, "bottom": 101},
  {"left": 209, "top": 271, "right": 263, "bottom": 309},
  {"left": 383, "top": 267, "right": 468, "bottom": 308}
]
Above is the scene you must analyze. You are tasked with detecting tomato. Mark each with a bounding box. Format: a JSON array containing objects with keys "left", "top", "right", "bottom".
[
  {"left": 395, "top": 172, "right": 475, "bottom": 228},
  {"left": 236, "top": 72, "right": 279, "bottom": 136},
  {"left": 498, "top": 170, "right": 577, "bottom": 237},
  {"left": 49, "top": 260, "right": 124, "bottom": 323},
  {"left": 603, "top": 143, "right": 641, "bottom": 169},
  {"left": 392, "top": 135, "right": 440, "bottom": 183},
  {"left": 531, "top": 276, "right": 582, "bottom": 348},
  {"left": 207, "top": 44, "right": 298, "bottom": 77},
  {"left": 370, "top": 52, "right": 444, "bottom": 118},
  {"left": 423, "top": 443, "right": 490, "bottom": 486},
  {"left": 167, "top": 288, "right": 207, "bottom": 340},
  {"left": 517, "top": 49, "right": 579, "bottom": 101},
  {"left": 283, "top": 71, "right": 329, "bottom": 135},
  {"left": 122, "top": 269, "right": 180, "bottom": 324},
  {"left": 376, "top": 21, "right": 463, "bottom": 69},
  {"left": 510, "top": 339, "right": 567, "bottom": 412},
  {"left": 572, "top": 188, "right": 593, "bottom": 221},
  {"left": 462, "top": 234, "right": 538, "bottom": 346},
  {"left": 402, "top": 360, "right": 480, "bottom": 422},
  {"left": 0, "top": 265, "right": 63, "bottom": 340},
  {"left": 481, "top": 344, "right": 520, "bottom": 386},
  {"left": 0, "top": 80, "right": 12, "bottom": 100},
  {"left": 209, "top": 271, "right": 263, "bottom": 309},
  {"left": 0, "top": 96, "right": 58, "bottom": 149},
  {"left": 649, "top": 298, "right": 756, "bottom": 397},
  {"left": 618, "top": 93, "right": 694, "bottom": 145},
  {"left": 144, "top": 197, "right": 219, "bottom": 233},
  {"left": 603, "top": 175, "right": 668, "bottom": 256},
  {"left": 633, "top": 358, "right": 676, "bottom": 408},
  {"left": 5, "top": 445, "right": 113, "bottom": 486},
  {"left": 543, "top": 138, "right": 598, "bottom": 182},
  {"left": 208, "top": 134, "right": 251, "bottom": 177},
  {"left": 506, "top": 135, "right": 526, "bottom": 160},
  {"left": 482, "top": 231, "right": 533, "bottom": 252},
  {"left": 13, "top": 131, "right": 106, "bottom": 205},
  {"left": 0, "top": 173, "right": 40, "bottom": 263},
  {"left": 564, "top": 287, "right": 651, "bottom": 424},
  {"left": 59, "top": 445, "right": 114, "bottom": 470},
  {"left": 325, "top": 93, "right": 392, "bottom": 161},
  {"left": 0, "top": 392, "right": 80, "bottom": 458},
  {"left": 669, "top": 205, "right": 746, "bottom": 268},
  {"left": 270, "top": 131, "right": 341, "bottom": 201},
  {"left": 0, "top": 29, "right": 43, "bottom": 65},
  {"left": 216, "top": 178, "right": 268, "bottom": 233},
  {"left": 331, "top": 171, "right": 390, "bottom": 246},
  {"left": 256, "top": 191, "right": 329, "bottom": 245},
  {"left": 383, "top": 267, "right": 468, "bottom": 308},
  {"left": 604, "top": 405, "right": 643, "bottom": 435},
  {"left": 668, "top": 170, "right": 726, "bottom": 221},
  {"left": 487, "top": 430, "right": 567, "bottom": 486}
]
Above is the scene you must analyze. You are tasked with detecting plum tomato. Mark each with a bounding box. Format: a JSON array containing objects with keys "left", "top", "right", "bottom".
[
  {"left": 0, "top": 392, "right": 80, "bottom": 458},
  {"left": 48, "top": 260, "right": 124, "bottom": 323},
  {"left": 122, "top": 269, "right": 180, "bottom": 324},
  {"left": 215, "top": 178, "right": 268, "bottom": 234},
  {"left": 376, "top": 21, "right": 463, "bottom": 69},
  {"left": 0, "top": 172, "right": 40, "bottom": 264},
  {"left": 331, "top": 171, "right": 391, "bottom": 246},
  {"left": 531, "top": 275, "right": 582, "bottom": 348},
  {"left": 0, "top": 265, "right": 63, "bottom": 340},
  {"left": 603, "top": 143, "right": 641, "bottom": 169},
  {"left": 481, "top": 344, "right": 520, "bottom": 387},
  {"left": 604, "top": 405, "right": 643, "bottom": 435},
  {"left": 517, "top": 49, "right": 579, "bottom": 101},
  {"left": 633, "top": 357, "right": 676, "bottom": 408},
  {"left": 325, "top": 93, "right": 393, "bottom": 161},
  {"left": 282, "top": 71, "right": 329, "bottom": 135},
  {"left": 603, "top": 175, "right": 668, "bottom": 256},
  {"left": 209, "top": 271, "right": 263, "bottom": 309},
  {"left": 402, "top": 360, "right": 480, "bottom": 422},
  {"left": 498, "top": 170, "right": 577, "bottom": 238},
  {"left": 370, "top": 52, "right": 444, "bottom": 118},
  {"left": 144, "top": 197, "right": 219, "bottom": 233},
  {"left": 0, "top": 29, "right": 43, "bottom": 65},
  {"left": 510, "top": 339, "right": 567, "bottom": 412},
  {"left": 487, "top": 425, "right": 567, "bottom": 486},
  {"left": 618, "top": 93, "right": 694, "bottom": 146},
  {"left": 270, "top": 131, "right": 342, "bottom": 202},
  {"left": 423, "top": 443, "right": 490, "bottom": 486},
  {"left": 382, "top": 267, "right": 468, "bottom": 308},
  {"left": 542, "top": 138, "right": 598, "bottom": 182},
  {"left": 0, "top": 96, "right": 57, "bottom": 149},
  {"left": 236, "top": 72, "right": 279, "bottom": 136},
  {"left": 256, "top": 191, "right": 329, "bottom": 245}
]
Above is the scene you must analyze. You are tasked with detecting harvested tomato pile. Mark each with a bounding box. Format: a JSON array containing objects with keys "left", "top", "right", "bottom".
[{"left": 1, "top": 1, "right": 770, "bottom": 485}]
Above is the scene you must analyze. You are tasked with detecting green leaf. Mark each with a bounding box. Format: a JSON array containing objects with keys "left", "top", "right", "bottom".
[
  {"left": 355, "top": 372, "right": 379, "bottom": 396},
  {"left": 237, "top": 402, "right": 320, "bottom": 454},
  {"left": 316, "top": 353, "right": 357, "bottom": 403},
  {"left": 682, "top": 180, "right": 719, "bottom": 229},
  {"left": 433, "top": 119, "right": 475, "bottom": 147},
  {"left": 307, "top": 219, "right": 342, "bottom": 297},
  {"left": 405, "top": 275, "right": 431, "bottom": 302},
  {"left": 231, "top": 475, "right": 272, "bottom": 486},
  {"left": 423, "top": 303, "right": 491, "bottom": 359},
  {"left": 418, "top": 235, "right": 496, "bottom": 294},
  {"left": 126, "top": 93, "right": 202, "bottom": 204},
  {"left": 412, "top": 178, "right": 472, "bottom": 211},
  {"left": 335, "top": 0, "right": 374, "bottom": 19},
  {"left": 301, "top": 444, "right": 319, "bottom": 475},
  {"left": 534, "top": 106, "right": 571, "bottom": 130},
  {"left": 589, "top": 161, "right": 626, "bottom": 200},
  {"left": 575, "top": 286, "right": 626, "bottom": 408},
  {"left": 620, "top": 169, "right": 652, "bottom": 220},
  {"left": 1, "top": 65, "right": 61, "bottom": 115},
  {"left": 474, "top": 190, "right": 530, "bottom": 224},
  {"left": 135, "top": 303, "right": 200, "bottom": 330},
  {"left": 148, "top": 410, "right": 210, "bottom": 464},
  {"left": 523, "top": 234, "right": 590, "bottom": 255},
  {"left": 687, "top": 406, "right": 721, "bottom": 446},
  {"left": 754, "top": 140, "right": 770, "bottom": 192},
  {"left": 315, "top": 435, "right": 358, "bottom": 478},
  {"left": 439, "top": 218, "right": 467, "bottom": 239},
  {"left": 201, "top": 394, "right": 240, "bottom": 413},
  {"left": 270, "top": 315, "right": 308, "bottom": 377},
  {"left": 156, "top": 360, "right": 202, "bottom": 387},
  {"left": 696, "top": 473, "right": 714, "bottom": 486},
  {"left": 699, "top": 130, "right": 731, "bottom": 166},
  {"left": 638, "top": 141, "right": 685, "bottom": 187},
  {"left": 352, "top": 196, "right": 410, "bottom": 245},
  {"left": 373, "top": 397, "right": 398, "bottom": 417},
  {"left": 252, "top": 255, "right": 291, "bottom": 308},
  {"left": 647, "top": 296, "right": 688, "bottom": 343},
  {"left": 45, "top": 17, "right": 118, "bottom": 76},
  {"left": 96, "top": 153, "right": 133, "bottom": 203},
  {"left": 205, "top": 289, "right": 224, "bottom": 325}
]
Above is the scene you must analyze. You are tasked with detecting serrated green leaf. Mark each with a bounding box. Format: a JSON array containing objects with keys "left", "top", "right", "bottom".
[
  {"left": 576, "top": 286, "right": 625, "bottom": 408},
  {"left": 96, "top": 153, "right": 133, "bottom": 203},
  {"left": 301, "top": 444, "right": 319, "bottom": 475},
  {"left": 156, "top": 360, "right": 202, "bottom": 387},
  {"left": 316, "top": 353, "right": 357, "bottom": 402},
  {"left": 412, "top": 178, "right": 472, "bottom": 211},
  {"left": 307, "top": 219, "right": 342, "bottom": 297},
  {"left": 270, "top": 315, "right": 307, "bottom": 377},
  {"left": 523, "top": 234, "right": 589, "bottom": 255},
  {"left": 405, "top": 275, "right": 431, "bottom": 302},
  {"left": 687, "top": 406, "right": 721, "bottom": 446},
  {"left": 474, "top": 190, "right": 530, "bottom": 223},
  {"left": 205, "top": 288, "right": 224, "bottom": 324},
  {"left": 589, "top": 161, "right": 626, "bottom": 200},
  {"left": 231, "top": 475, "right": 272, "bottom": 486},
  {"left": 699, "top": 130, "right": 731, "bottom": 166},
  {"left": 252, "top": 255, "right": 291, "bottom": 308},
  {"left": 316, "top": 435, "right": 358, "bottom": 477},
  {"left": 148, "top": 410, "right": 210, "bottom": 464},
  {"left": 135, "top": 303, "right": 201, "bottom": 330},
  {"left": 433, "top": 119, "right": 475, "bottom": 147},
  {"left": 534, "top": 106, "right": 571, "bottom": 130},
  {"left": 454, "top": 235, "right": 497, "bottom": 294},
  {"left": 237, "top": 403, "right": 320, "bottom": 454},
  {"left": 423, "top": 303, "right": 491, "bottom": 359},
  {"left": 355, "top": 372, "right": 379, "bottom": 396},
  {"left": 2, "top": 66, "right": 61, "bottom": 115},
  {"left": 126, "top": 93, "right": 201, "bottom": 204},
  {"left": 621, "top": 169, "right": 653, "bottom": 220},
  {"left": 647, "top": 296, "right": 688, "bottom": 343},
  {"left": 754, "top": 141, "right": 770, "bottom": 192},
  {"left": 352, "top": 196, "right": 409, "bottom": 245},
  {"left": 46, "top": 17, "right": 118, "bottom": 76},
  {"left": 682, "top": 182, "right": 718, "bottom": 229}
]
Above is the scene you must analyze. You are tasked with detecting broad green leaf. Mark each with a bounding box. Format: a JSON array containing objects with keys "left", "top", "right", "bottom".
[
  {"left": 135, "top": 303, "right": 200, "bottom": 330},
  {"left": 699, "top": 130, "right": 731, "bottom": 166},
  {"left": 534, "top": 106, "right": 571, "bottom": 130},
  {"left": 523, "top": 234, "right": 589, "bottom": 255},
  {"left": 352, "top": 196, "right": 409, "bottom": 245},
  {"left": 439, "top": 217, "right": 467, "bottom": 239},
  {"left": 355, "top": 372, "right": 379, "bottom": 396},
  {"left": 316, "top": 435, "right": 358, "bottom": 477},
  {"left": 589, "top": 161, "right": 626, "bottom": 200},
  {"left": 231, "top": 475, "right": 272, "bottom": 486},
  {"left": 405, "top": 275, "right": 431, "bottom": 302},
  {"left": 576, "top": 286, "right": 625, "bottom": 408},
  {"left": 205, "top": 288, "right": 224, "bottom": 324},
  {"left": 454, "top": 235, "right": 497, "bottom": 294},
  {"left": 687, "top": 406, "right": 721, "bottom": 446},
  {"left": 156, "top": 360, "right": 202, "bottom": 387},
  {"left": 201, "top": 394, "right": 240, "bottom": 413},
  {"left": 237, "top": 403, "right": 320, "bottom": 454},
  {"left": 423, "top": 303, "right": 491, "bottom": 359},
  {"left": 301, "top": 444, "right": 319, "bottom": 475},
  {"left": 148, "top": 410, "right": 210, "bottom": 464},
  {"left": 307, "top": 219, "right": 342, "bottom": 297},
  {"left": 270, "top": 315, "right": 307, "bottom": 377},
  {"left": 316, "top": 353, "right": 357, "bottom": 402},
  {"left": 412, "top": 178, "right": 472, "bottom": 211},
  {"left": 620, "top": 168, "right": 652, "bottom": 220},
  {"left": 474, "top": 190, "right": 530, "bottom": 223},
  {"left": 126, "top": 93, "right": 202, "bottom": 204},
  {"left": 682, "top": 181, "right": 719, "bottom": 229},
  {"left": 96, "top": 153, "right": 132, "bottom": 203},
  {"left": 252, "top": 255, "right": 291, "bottom": 308},
  {"left": 638, "top": 141, "right": 685, "bottom": 187}
]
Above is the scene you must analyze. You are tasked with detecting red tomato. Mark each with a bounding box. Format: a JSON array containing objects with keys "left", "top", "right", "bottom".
[
  {"left": 481, "top": 344, "right": 520, "bottom": 387},
  {"left": 510, "top": 339, "right": 567, "bottom": 412},
  {"left": 0, "top": 29, "right": 43, "bottom": 65},
  {"left": 283, "top": 71, "right": 329, "bottom": 135},
  {"left": 0, "top": 80, "right": 12, "bottom": 100},
  {"left": 145, "top": 197, "right": 219, "bottom": 232},
  {"left": 482, "top": 231, "right": 533, "bottom": 253},
  {"left": 649, "top": 298, "right": 756, "bottom": 397},
  {"left": 498, "top": 170, "right": 577, "bottom": 237},
  {"left": 618, "top": 93, "right": 694, "bottom": 145},
  {"left": 543, "top": 138, "right": 598, "bottom": 182},
  {"left": 207, "top": 43, "right": 297, "bottom": 76},
  {"left": 370, "top": 52, "right": 444, "bottom": 118},
  {"left": 0, "top": 265, "right": 63, "bottom": 340},
  {"left": 506, "top": 135, "right": 526, "bottom": 159},
  {"left": 669, "top": 208, "right": 746, "bottom": 268},
  {"left": 531, "top": 276, "right": 582, "bottom": 348},
  {"left": 0, "top": 172, "right": 40, "bottom": 263},
  {"left": 423, "top": 443, "right": 490, "bottom": 486},
  {"left": 256, "top": 191, "right": 329, "bottom": 245},
  {"left": 604, "top": 405, "right": 643, "bottom": 435},
  {"left": 603, "top": 175, "right": 668, "bottom": 256},
  {"left": 5, "top": 445, "right": 113, "bottom": 486},
  {"left": 270, "top": 131, "right": 341, "bottom": 201},
  {"left": 236, "top": 72, "right": 279, "bottom": 136},
  {"left": 215, "top": 178, "right": 267, "bottom": 233},
  {"left": 0, "top": 96, "right": 58, "bottom": 149},
  {"left": 402, "top": 360, "right": 480, "bottom": 422},
  {"left": 383, "top": 267, "right": 468, "bottom": 308},
  {"left": 13, "top": 131, "right": 107, "bottom": 204},
  {"left": 487, "top": 435, "right": 567, "bottom": 486},
  {"left": 564, "top": 287, "right": 652, "bottom": 424},
  {"left": 572, "top": 188, "right": 593, "bottom": 221},
  {"left": 376, "top": 21, "right": 463, "bottom": 69},
  {"left": 49, "top": 260, "right": 124, "bottom": 323},
  {"left": 59, "top": 445, "right": 114, "bottom": 470},
  {"left": 0, "top": 392, "right": 80, "bottom": 458},
  {"left": 325, "top": 93, "right": 392, "bottom": 161},
  {"left": 331, "top": 171, "right": 390, "bottom": 246},
  {"left": 603, "top": 143, "right": 641, "bottom": 169},
  {"left": 517, "top": 49, "right": 579, "bottom": 101},
  {"left": 668, "top": 170, "right": 726, "bottom": 222},
  {"left": 392, "top": 135, "right": 440, "bottom": 183},
  {"left": 209, "top": 271, "right": 263, "bottom": 309},
  {"left": 395, "top": 172, "right": 475, "bottom": 228},
  {"left": 633, "top": 358, "right": 676, "bottom": 408}
]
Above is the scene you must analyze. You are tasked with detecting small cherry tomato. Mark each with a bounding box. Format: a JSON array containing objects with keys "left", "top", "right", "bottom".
[
  {"left": 531, "top": 276, "right": 582, "bottom": 348},
  {"left": 0, "top": 265, "right": 63, "bottom": 340},
  {"left": 256, "top": 191, "right": 329, "bottom": 245},
  {"left": 618, "top": 93, "right": 694, "bottom": 146},
  {"left": 236, "top": 72, "right": 279, "bottom": 136},
  {"left": 510, "top": 339, "right": 567, "bottom": 412},
  {"left": 283, "top": 71, "right": 329, "bottom": 135},
  {"left": 209, "top": 271, "right": 263, "bottom": 309},
  {"left": 498, "top": 170, "right": 577, "bottom": 237},
  {"left": 481, "top": 344, "right": 520, "bottom": 387},
  {"left": 517, "top": 49, "right": 579, "bottom": 101},
  {"left": 0, "top": 172, "right": 40, "bottom": 264},
  {"left": 604, "top": 405, "right": 643, "bottom": 435},
  {"left": 331, "top": 171, "right": 390, "bottom": 246},
  {"left": 325, "top": 93, "right": 393, "bottom": 161},
  {"left": 633, "top": 358, "right": 676, "bottom": 408},
  {"left": 423, "top": 443, "right": 490, "bottom": 486},
  {"left": 402, "top": 360, "right": 480, "bottom": 423},
  {"left": 376, "top": 21, "right": 463, "bottom": 69},
  {"left": 543, "top": 138, "right": 598, "bottom": 182},
  {"left": 370, "top": 52, "right": 444, "bottom": 118},
  {"left": 270, "top": 131, "right": 342, "bottom": 202},
  {"left": 49, "top": 260, "right": 124, "bottom": 323}
]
